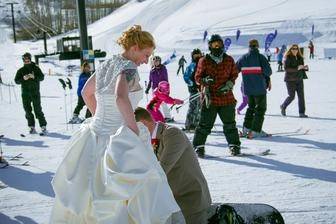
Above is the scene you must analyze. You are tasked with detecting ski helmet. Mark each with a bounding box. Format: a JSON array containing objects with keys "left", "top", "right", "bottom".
[
  {"left": 152, "top": 55, "right": 161, "bottom": 63},
  {"left": 22, "top": 52, "right": 32, "bottom": 61},
  {"left": 208, "top": 34, "right": 224, "bottom": 57},
  {"left": 158, "top": 81, "right": 170, "bottom": 95}
]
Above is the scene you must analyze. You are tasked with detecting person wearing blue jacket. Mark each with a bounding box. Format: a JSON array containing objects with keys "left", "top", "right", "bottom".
[
  {"left": 236, "top": 39, "right": 272, "bottom": 138},
  {"left": 69, "top": 62, "right": 92, "bottom": 123},
  {"left": 183, "top": 48, "right": 202, "bottom": 131}
]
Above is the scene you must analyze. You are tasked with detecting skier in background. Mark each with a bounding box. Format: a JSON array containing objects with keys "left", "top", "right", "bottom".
[
  {"left": 69, "top": 61, "right": 92, "bottom": 124},
  {"left": 183, "top": 48, "right": 203, "bottom": 132},
  {"left": 146, "top": 81, "right": 183, "bottom": 123},
  {"left": 177, "top": 55, "right": 187, "bottom": 76},
  {"left": 145, "top": 56, "right": 173, "bottom": 122},
  {"left": 14, "top": 52, "right": 47, "bottom": 134},
  {"left": 308, "top": 40, "right": 314, "bottom": 59}
]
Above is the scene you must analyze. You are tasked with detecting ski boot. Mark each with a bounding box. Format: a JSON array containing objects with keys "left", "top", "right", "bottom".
[
  {"left": 229, "top": 144, "right": 241, "bottom": 156},
  {"left": 69, "top": 115, "right": 83, "bottom": 124},
  {"left": 248, "top": 130, "right": 271, "bottom": 139},
  {"left": 239, "top": 126, "right": 250, "bottom": 138},
  {"left": 164, "top": 117, "right": 175, "bottom": 123},
  {"left": 29, "top": 127, "right": 37, "bottom": 134},
  {"left": 40, "top": 126, "right": 47, "bottom": 136},
  {"left": 194, "top": 145, "right": 205, "bottom": 158}
]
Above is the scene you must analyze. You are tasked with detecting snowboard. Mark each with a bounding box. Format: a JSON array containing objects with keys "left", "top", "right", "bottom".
[
  {"left": 207, "top": 203, "right": 285, "bottom": 224},
  {"left": 171, "top": 203, "right": 284, "bottom": 224}
]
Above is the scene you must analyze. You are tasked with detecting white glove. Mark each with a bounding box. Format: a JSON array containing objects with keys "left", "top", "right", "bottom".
[
  {"left": 23, "top": 75, "right": 30, "bottom": 80},
  {"left": 29, "top": 73, "right": 35, "bottom": 79}
]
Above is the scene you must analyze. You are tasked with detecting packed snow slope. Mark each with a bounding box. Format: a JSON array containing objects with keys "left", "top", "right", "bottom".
[{"left": 0, "top": 0, "right": 336, "bottom": 223}]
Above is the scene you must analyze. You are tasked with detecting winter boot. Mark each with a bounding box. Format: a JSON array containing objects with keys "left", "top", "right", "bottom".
[
  {"left": 194, "top": 145, "right": 205, "bottom": 158},
  {"left": 165, "top": 117, "right": 175, "bottom": 123},
  {"left": 280, "top": 105, "right": 286, "bottom": 116},
  {"left": 29, "top": 126, "right": 37, "bottom": 134},
  {"left": 240, "top": 126, "right": 250, "bottom": 137},
  {"left": 0, "top": 157, "right": 8, "bottom": 168},
  {"left": 299, "top": 113, "right": 308, "bottom": 118},
  {"left": 229, "top": 144, "right": 241, "bottom": 156},
  {"left": 248, "top": 130, "right": 271, "bottom": 139},
  {"left": 40, "top": 126, "right": 47, "bottom": 135},
  {"left": 69, "top": 115, "right": 83, "bottom": 124}
]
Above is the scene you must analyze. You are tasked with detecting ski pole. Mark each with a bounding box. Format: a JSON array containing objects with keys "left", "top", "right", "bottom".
[
  {"left": 11, "top": 82, "right": 17, "bottom": 102},
  {"left": 0, "top": 84, "right": 3, "bottom": 101},
  {"left": 58, "top": 78, "right": 68, "bottom": 130},
  {"left": 66, "top": 78, "right": 73, "bottom": 130},
  {"left": 170, "top": 92, "right": 201, "bottom": 111},
  {"left": 176, "top": 93, "right": 201, "bottom": 111},
  {"left": 8, "top": 83, "right": 11, "bottom": 104},
  {"left": 144, "top": 81, "right": 148, "bottom": 102}
]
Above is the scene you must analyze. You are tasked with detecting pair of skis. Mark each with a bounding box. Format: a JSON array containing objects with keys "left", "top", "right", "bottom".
[
  {"left": 200, "top": 149, "right": 271, "bottom": 159},
  {"left": 239, "top": 127, "right": 310, "bottom": 139},
  {"left": 0, "top": 139, "right": 29, "bottom": 168}
]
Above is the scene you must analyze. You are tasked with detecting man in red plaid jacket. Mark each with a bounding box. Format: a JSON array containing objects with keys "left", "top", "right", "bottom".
[{"left": 192, "top": 34, "right": 241, "bottom": 158}]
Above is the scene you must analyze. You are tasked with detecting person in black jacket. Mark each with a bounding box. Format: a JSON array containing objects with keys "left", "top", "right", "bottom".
[
  {"left": 280, "top": 44, "right": 309, "bottom": 118},
  {"left": 14, "top": 52, "right": 47, "bottom": 134}
]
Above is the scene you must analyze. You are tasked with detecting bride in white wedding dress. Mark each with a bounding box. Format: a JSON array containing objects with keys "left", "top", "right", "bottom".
[{"left": 50, "top": 25, "right": 180, "bottom": 224}]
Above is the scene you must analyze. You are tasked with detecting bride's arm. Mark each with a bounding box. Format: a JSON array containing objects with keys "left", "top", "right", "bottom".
[
  {"left": 115, "top": 73, "right": 139, "bottom": 136},
  {"left": 82, "top": 74, "right": 97, "bottom": 116}
]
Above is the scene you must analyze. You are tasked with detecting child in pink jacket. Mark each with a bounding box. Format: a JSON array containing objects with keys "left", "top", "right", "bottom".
[{"left": 146, "top": 81, "right": 183, "bottom": 122}]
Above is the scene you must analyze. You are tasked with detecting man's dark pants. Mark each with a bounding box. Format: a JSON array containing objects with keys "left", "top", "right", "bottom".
[
  {"left": 22, "top": 93, "right": 47, "bottom": 127},
  {"left": 193, "top": 103, "right": 240, "bottom": 148},
  {"left": 243, "top": 94, "right": 267, "bottom": 132}
]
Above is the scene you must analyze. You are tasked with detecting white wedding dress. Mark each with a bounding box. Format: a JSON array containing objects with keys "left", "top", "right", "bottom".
[{"left": 50, "top": 55, "right": 180, "bottom": 224}]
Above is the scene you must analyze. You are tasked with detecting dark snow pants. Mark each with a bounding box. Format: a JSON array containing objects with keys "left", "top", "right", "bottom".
[
  {"left": 73, "top": 96, "right": 92, "bottom": 118},
  {"left": 193, "top": 103, "right": 240, "bottom": 148},
  {"left": 243, "top": 94, "right": 267, "bottom": 132},
  {"left": 281, "top": 80, "right": 305, "bottom": 114},
  {"left": 22, "top": 93, "right": 47, "bottom": 127}
]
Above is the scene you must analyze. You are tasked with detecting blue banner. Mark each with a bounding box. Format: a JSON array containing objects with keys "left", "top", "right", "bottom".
[
  {"left": 162, "top": 50, "right": 177, "bottom": 65},
  {"left": 264, "top": 33, "right": 275, "bottom": 51},
  {"left": 224, "top": 38, "right": 232, "bottom": 52},
  {"left": 203, "top": 30, "right": 208, "bottom": 42},
  {"left": 236, "top": 29, "right": 241, "bottom": 41}
]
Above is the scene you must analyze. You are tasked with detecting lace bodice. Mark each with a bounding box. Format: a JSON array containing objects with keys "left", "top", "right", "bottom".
[
  {"left": 95, "top": 54, "right": 140, "bottom": 94},
  {"left": 90, "top": 55, "right": 143, "bottom": 136}
]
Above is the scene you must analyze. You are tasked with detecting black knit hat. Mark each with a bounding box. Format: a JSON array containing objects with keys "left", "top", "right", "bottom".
[
  {"left": 22, "top": 52, "right": 32, "bottom": 61},
  {"left": 191, "top": 48, "right": 202, "bottom": 56}
]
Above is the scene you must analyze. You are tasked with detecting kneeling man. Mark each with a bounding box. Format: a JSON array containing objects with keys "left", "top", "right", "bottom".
[{"left": 135, "top": 107, "right": 211, "bottom": 224}]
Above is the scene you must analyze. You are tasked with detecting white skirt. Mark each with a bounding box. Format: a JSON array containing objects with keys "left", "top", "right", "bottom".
[{"left": 50, "top": 122, "right": 180, "bottom": 224}]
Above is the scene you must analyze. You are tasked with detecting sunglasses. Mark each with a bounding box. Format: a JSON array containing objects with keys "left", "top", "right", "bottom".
[{"left": 291, "top": 48, "right": 299, "bottom": 50}]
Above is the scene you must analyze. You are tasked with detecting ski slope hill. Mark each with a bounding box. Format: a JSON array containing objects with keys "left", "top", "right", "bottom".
[
  {"left": 86, "top": 0, "right": 336, "bottom": 55},
  {"left": 0, "top": 0, "right": 336, "bottom": 223}
]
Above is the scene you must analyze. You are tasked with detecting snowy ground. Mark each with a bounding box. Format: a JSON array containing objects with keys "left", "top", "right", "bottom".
[{"left": 1, "top": 0, "right": 336, "bottom": 223}]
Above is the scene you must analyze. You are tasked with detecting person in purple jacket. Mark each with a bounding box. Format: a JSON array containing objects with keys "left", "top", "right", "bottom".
[
  {"left": 145, "top": 56, "right": 173, "bottom": 122},
  {"left": 145, "top": 56, "right": 168, "bottom": 93},
  {"left": 236, "top": 81, "right": 248, "bottom": 115}
]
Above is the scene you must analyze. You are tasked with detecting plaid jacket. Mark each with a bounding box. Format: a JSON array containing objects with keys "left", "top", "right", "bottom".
[{"left": 195, "top": 54, "right": 238, "bottom": 106}]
